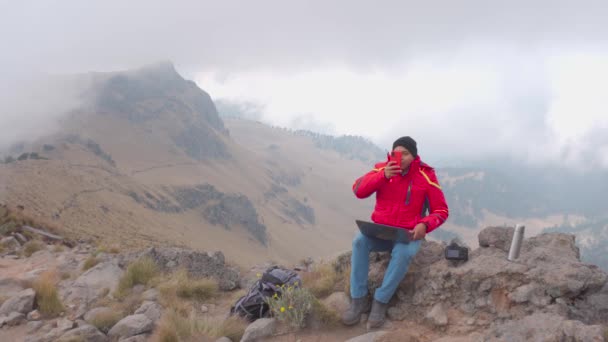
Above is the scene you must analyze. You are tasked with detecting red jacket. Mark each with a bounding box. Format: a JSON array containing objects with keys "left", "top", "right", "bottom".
[{"left": 352, "top": 156, "right": 449, "bottom": 233}]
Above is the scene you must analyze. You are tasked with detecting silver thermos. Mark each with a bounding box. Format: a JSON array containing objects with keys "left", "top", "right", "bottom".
[{"left": 507, "top": 224, "right": 525, "bottom": 261}]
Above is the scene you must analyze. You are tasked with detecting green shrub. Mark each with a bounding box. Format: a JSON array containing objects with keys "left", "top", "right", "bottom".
[{"left": 266, "top": 285, "right": 315, "bottom": 329}]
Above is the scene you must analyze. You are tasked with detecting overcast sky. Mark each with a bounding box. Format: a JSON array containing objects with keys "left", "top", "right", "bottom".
[{"left": 1, "top": 0, "right": 607, "bottom": 167}]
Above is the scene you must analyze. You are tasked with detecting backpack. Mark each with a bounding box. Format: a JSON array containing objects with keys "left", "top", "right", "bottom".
[{"left": 230, "top": 266, "right": 301, "bottom": 322}]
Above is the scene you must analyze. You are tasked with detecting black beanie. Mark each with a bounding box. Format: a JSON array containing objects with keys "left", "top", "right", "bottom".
[{"left": 392, "top": 136, "right": 418, "bottom": 158}]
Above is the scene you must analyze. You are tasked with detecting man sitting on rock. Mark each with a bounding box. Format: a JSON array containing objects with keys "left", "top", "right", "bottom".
[{"left": 343, "top": 136, "right": 449, "bottom": 329}]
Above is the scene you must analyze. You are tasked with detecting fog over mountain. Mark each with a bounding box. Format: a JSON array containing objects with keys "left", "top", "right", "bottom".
[{"left": 1, "top": 1, "right": 607, "bottom": 169}]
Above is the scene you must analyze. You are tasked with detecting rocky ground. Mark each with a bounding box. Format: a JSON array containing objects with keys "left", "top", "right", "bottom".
[{"left": 1, "top": 222, "right": 608, "bottom": 341}]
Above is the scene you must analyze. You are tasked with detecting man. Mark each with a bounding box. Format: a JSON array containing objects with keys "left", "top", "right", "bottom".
[{"left": 343, "top": 136, "right": 449, "bottom": 330}]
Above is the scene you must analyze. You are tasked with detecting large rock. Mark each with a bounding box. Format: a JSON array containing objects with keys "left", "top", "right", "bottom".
[
  {"left": 240, "top": 318, "right": 276, "bottom": 342},
  {"left": 523, "top": 234, "right": 605, "bottom": 300},
  {"left": 63, "top": 261, "right": 123, "bottom": 305},
  {"left": 57, "top": 324, "right": 108, "bottom": 342},
  {"left": 134, "top": 301, "right": 162, "bottom": 323},
  {"left": 478, "top": 226, "right": 514, "bottom": 252},
  {"left": 107, "top": 314, "right": 154, "bottom": 339},
  {"left": 367, "top": 230, "right": 608, "bottom": 333},
  {"left": 141, "top": 247, "right": 240, "bottom": 290},
  {"left": 0, "top": 288, "right": 35, "bottom": 315}
]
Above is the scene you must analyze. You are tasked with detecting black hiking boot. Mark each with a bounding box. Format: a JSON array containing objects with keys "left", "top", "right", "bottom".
[
  {"left": 341, "top": 296, "right": 371, "bottom": 326},
  {"left": 366, "top": 299, "right": 389, "bottom": 330}
]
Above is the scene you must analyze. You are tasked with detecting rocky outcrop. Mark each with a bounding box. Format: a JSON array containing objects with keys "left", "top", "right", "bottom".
[
  {"left": 129, "top": 183, "right": 268, "bottom": 245},
  {"left": 94, "top": 62, "right": 229, "bottom": 160},
  {"left": 337, "top": 227, "right": 608, "bottom": 340},
  {"left": 140, "top": 247, "right": 240, "bottom": 290}
]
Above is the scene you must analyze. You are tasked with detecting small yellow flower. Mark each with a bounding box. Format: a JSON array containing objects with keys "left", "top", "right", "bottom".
[
  {"left": 256, "top": 273, "right": 262, "bottom": 278},
  {"left": 288, "top": 305, "right": 294, "bottom": 310},
  {"left": 280, "top": 307, "right": 286, "bottom": 312},
  {"left": 273, "top": 293, "right": 278, "bottom": 299}
]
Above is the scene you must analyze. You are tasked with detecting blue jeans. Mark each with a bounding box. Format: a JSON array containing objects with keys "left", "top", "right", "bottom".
[{"left": 350, "top": 232, "right": 421, "bottom": 303}]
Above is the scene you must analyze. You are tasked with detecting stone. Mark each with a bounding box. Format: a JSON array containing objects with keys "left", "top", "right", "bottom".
[
  {"left": 134, "top": 301, "right": 162, "bottom": 323},
  {"left": 0, "top": 288, "right": 36, "bottom": 315},
  {"left": 27, "top": 309, "right": 41, "bottom": 320},
  {"left": 108, "top": 314, "right": 154, "bottom": 339},
  {"left": 425, "top": 303, "right": 448, "bottom": 327},
  {"left": 64, "top": 261, "right": 123, "bottom": 305},
  {"left": 478, "top": 226, "right": 514, "bottom": 252},
  {"left": 240, "top": 318, "right": 276, "bottom": 342}
]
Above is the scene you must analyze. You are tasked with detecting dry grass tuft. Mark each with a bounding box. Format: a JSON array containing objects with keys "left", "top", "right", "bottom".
[
  {"left": 32, "top": 270, "right": 64, "bottom": 317},
  {"left": 311, "top": 297, "right": 340, "bottom": 327},
  {"left": 301, "top": 262, "right": 340, "bottom": 299},
  {"left": 151, "top": 309, "right": 247, "bottom": 342},
  {"left": 88, "top": 310, "right": 123, "bottom": 333},
  {"left": 158, "top": 270, "right": 220, "bottom": 306},
  {"left": 23, "top": 240, "right": 44, "bottom": 257},
  {"left": 115, "top": 257, "right": 157, "bottom": 298},
  {"left": 82, "top": 256, "right": 99, "bottom": 271}
]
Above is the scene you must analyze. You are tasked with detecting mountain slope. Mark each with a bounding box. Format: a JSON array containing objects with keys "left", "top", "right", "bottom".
[{"left": 0, "top": 64, "right": 372, "bottom": 267}]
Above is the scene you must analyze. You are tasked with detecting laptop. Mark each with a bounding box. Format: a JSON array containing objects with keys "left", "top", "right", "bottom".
[{"left": 355, "top": 220, "right": 412, "bottom": 243}]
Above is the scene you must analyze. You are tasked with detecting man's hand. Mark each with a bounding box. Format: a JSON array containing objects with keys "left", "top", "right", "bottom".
[
  {"left": 384, "top": 161, "right": 401, "bottom": 179},
  {"left": 411, "top": 223, "right": 427, "bottom": 240}
]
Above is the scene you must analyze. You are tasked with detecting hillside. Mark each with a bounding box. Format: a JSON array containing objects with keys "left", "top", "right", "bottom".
[{"left": 0, "top": 63, "right": 372, "bottom": 267}]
